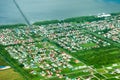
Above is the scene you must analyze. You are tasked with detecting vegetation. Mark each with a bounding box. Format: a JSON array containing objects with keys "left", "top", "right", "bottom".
[
  {"left": 84, "top": 29, "right": 120, "bottom": 48},
  {"left": 33, "top": 16, "right": 105, "bottom": 26},
  {"left": 63, "top": 16, "right": 105, "bottom": 23},
  {"left": 47, "top": 36, "right": 120, "bottom": 68},
  {"left": 0, "top": 12, "right": 120, "bottom": 80},
  {"left": 110, "top": 12, "right": 120, "bottom": 16},
  {"left": 71, "top": 46, "right": 120, "bottom": 68},
  {"left": 33, "top": 20, "right": 60, "bottom": 25},
  {"left": 80, "top": 43, "right": 97, "bottom": 48},
  {"left": 0, "top": 46, "right": 25, "bottom": 80},
  {"left": 0, "top": 24, "right": 26, "bottom": 29},
  {"left": 0, "top": 44, "right": 31, "bottom": 80},
  {"left": 0, "top": 69, "right": 24, "bottom": 80},
  {"left": 0, "top": 57, "right": 8, "bottom": 66}
]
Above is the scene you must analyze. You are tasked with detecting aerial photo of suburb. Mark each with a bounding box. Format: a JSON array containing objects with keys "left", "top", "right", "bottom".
[{"left": 0, "top": 0, "right": 120, "bottom": 80}]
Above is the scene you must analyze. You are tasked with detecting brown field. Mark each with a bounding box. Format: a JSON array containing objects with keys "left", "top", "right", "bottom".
[{"left": 0, "top": 69, "right": 24, "bottom": 80}]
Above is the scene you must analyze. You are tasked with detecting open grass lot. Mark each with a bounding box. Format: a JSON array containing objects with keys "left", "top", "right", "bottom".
[
  {"left": 0, "top": 69, "right": 24, "bottom": 80},
  {"left": 0, "top": 54, "right": 24, "bottom": 80},
  {"left": 80, "top": 42, "right": 97, "bottom": 48},
  {"left": 71, "top": 46, "right": 120, "bottom": 68}
]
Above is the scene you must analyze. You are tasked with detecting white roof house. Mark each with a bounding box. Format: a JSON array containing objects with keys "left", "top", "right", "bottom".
[{"left": 97, "top": 13, "right": 111, "bottom": 17}]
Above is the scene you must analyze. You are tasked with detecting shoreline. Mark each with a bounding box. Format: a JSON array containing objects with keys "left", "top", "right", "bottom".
[{"left": 0, "top": 12, "right": 120, "bottom": 27}]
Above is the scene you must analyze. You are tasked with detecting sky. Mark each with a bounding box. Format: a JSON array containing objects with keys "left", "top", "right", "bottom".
[
  {"left": 103, "top": 0, "right": 120, "bottom": 3},
  {"left": 0, "top": 0, "right": 25, "bottom": 24},
  {"left": 0, "top": 0, "right": 120, "bottom": 24}
]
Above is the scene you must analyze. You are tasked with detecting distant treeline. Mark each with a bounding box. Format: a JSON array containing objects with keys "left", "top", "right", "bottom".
[
  {"left": 33, "top": 16, "right": 105, "bottom": 26},
  {"left": 111, "top": 12, "right": 120, "bottom": 16},
  {"left": 0, "top": 24, "right": 27, "bottom": 29},
  {"left": 0, "top": 12, "right": 119, "bottom": 27},
  {"left": 33, "top": 20, "right": 60, "bottom": 25},
  {"left": 63, "top": 16, "right": 105, "bottom": 23}
]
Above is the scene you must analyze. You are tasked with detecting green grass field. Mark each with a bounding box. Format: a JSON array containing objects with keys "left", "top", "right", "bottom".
[
  {"left": 0, "top": 57, "right": 8, "bottom": 66},
  {"left": 80, "top": 42, "right": 97, "bottom": 48},
  {"left": 71, "top": 46, "right": 120, "bottom": 68},
  {"left": 0, "top": 69, "right": 24, "bottom": 80},
  {"left": 0, "top": 57, "right": 24, "bottom": 80}
]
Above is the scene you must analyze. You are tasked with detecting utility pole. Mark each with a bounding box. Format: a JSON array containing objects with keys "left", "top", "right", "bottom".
[{"left": 13, "top": 0, "right": 31, "bottom": 26}]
